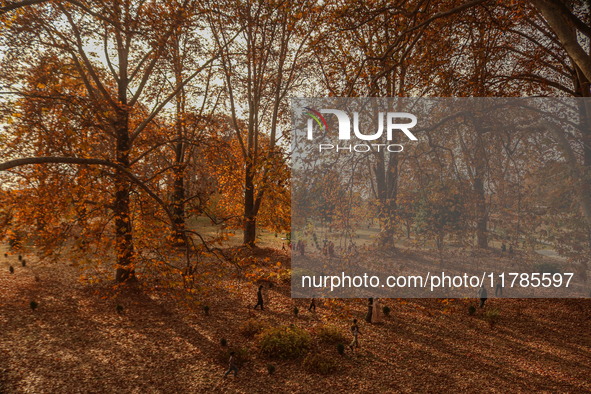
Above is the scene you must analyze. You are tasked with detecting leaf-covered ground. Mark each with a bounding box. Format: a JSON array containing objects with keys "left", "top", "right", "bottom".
[{"left": 1, "top": 248, "right": 591, "bottom": 393}]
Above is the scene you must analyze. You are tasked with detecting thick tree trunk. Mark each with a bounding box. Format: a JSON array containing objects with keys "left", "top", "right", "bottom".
[
  {"left": 574, "top": 68, "right": 591, "bottom": 253},
  {"left": 171, "top": 164, "right": 186, "bottom": 246},
  {"left": 114, "top": 113, "right": 135, "bottom": 283},
  {"left": 243, "top": 162, "right": 256, "bottom": 246},
  {"left": 244, "top": 216, "right": 257, "bottom": 247},
  {"left": 474, "top": 175, "right": 488, "bottom": 249},
  {"left": 171, "top": 39, "right": 187, "bottom": 248},
  {"left": 473, "top": 121, "right": 488, "bottom": 249},
  {"left": 378, "top": 200, "right": 397, "bottom": 248},
  {"left": 375, "top": 149, "right": 398, "bottom": 249},
  {"left": 582, "top": 106, "right": 591, "bottom": 258},
  {"left": 529, "top": 0, "right": 591, "bottom": 83}
]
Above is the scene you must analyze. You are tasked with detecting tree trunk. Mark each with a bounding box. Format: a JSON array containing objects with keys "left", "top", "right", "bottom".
[
  {"left": 474, "top": 175, "right": 488, "bottom": 249},
  {"left": 171, "top": 36, "right": 187, "bottom": 248},
  {"left": 474, "top": 121, "right": 488, "bottom": 249},
  {"left": 375, "top": 149, "right": 399, "bottom": 249},
  {"left": 171, "top": 164, "right": 186, "bottom": 247},
  {"left": 529, "top": 0, "right": 591, "bottom": 83},
  {"left": 574, "top": 67, "right": 591, "bottom": 252},
  {"left": 243, "top": 162, "right": 256, "bottom": 246},
  {"left": 244, "top": 216, "right": 257, "bottom": 247},
  {"left": 114, "top": 112, "right": 135, "bottom": 283}
]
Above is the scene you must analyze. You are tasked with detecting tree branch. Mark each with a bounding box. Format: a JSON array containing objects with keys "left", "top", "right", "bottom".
[{"left": 0, "top": 157, "right": 176, "bottom": 229}]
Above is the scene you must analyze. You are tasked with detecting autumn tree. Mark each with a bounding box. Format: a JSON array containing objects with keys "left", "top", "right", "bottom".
[
  {"left": 521, "top": 0, "right": 591, "bottom": 248},
  {"left": 158, "top": 13, "right": 223, "bottom": 246},
  {"left": 208, "top": 0, "right": 320, "bottom": 246},
  {"left": 0, "top": 0, "right": 229, "bottom": 282},
  {"left": 460, "top": 1, "right": 591, "bottom": 265},
  {"left": 312, "top": 0, "right": 491, "bottom": 248},
  {"left": 201, "top": 116, "right": 291, "bottom": 238}
]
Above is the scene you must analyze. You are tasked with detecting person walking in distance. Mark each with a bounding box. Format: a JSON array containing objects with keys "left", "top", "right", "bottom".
[
  {"left": 349, "top": 318, "right": 361, "bottom": 351},
  {"left": 223, "top": 351, "right": 238, "bottom": 378},
  {"left": 495, "top": 282, "right": 503, "bottom": 297},
  {"left": 478, "top": 284, "right": 488, "bottom": 308},
  {"left": 254, "top": 285, "right": 265, "bottom": 310},
  {"left": 309, "top": 297, "right": 316, "bottom": 312}
]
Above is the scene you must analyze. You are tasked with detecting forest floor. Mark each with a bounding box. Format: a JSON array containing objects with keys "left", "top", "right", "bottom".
[{"left": 1, "top": 245, "right": 591, "bottom": 393}]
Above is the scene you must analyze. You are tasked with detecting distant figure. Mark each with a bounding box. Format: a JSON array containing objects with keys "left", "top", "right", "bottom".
[
  {"left": 478, "top": 285, "right": 488, "bottom": 308},
  {"left": 371, "top": 298, "right": 382, "bottom": 324},
  {"left": 501, "top": 243, "right": 506, "bottom": 257},
  {"left": 349, "top": 318, "right": 361, "bottom": 351},
  {"left": 309, "top": 298, "right": 316, "bottom": 312},
  {"left": 254, "top": 285, "right": 264, "bottom": 310},
  {"left": 509, "top": 245, "right": 514, "bottom": 259},
  {"left": 282, "top": 243, "right": 286, "bottom": 251},
  {"left": 365, "top": 298, "right": 373, "bottom": 322},
  {"left": 495, "top": 283, "right": 503, "bottom": 297},
  {"left": 300, "top": 241, "right": 305, "bottom": 256},
  {"left": 223, "top": 351, "right": 238, "bottom": 378}
]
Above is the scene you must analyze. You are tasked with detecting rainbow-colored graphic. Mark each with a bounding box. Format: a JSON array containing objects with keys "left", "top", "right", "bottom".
[{"left": 303, "top": 107, "right": 328, "bottom": 131}]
